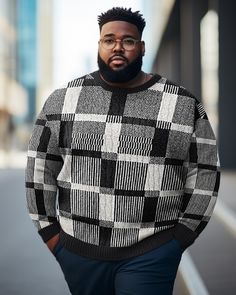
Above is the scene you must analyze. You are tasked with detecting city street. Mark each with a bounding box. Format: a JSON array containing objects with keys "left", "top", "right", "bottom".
[
  {"left": 0, "top": 169, "right": 235, "bottom": 294},
  {"left": 1, "top": 0, "right": 236, "bottom": 294}
]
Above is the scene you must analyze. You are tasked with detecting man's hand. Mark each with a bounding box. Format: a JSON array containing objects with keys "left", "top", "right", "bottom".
[{"left": 46, "top": 233, "right": 60, "bottom": 252}]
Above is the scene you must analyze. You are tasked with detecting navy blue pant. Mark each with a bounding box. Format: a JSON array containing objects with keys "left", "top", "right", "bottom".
[{"left": 53, "top": 239, "right": 183, "bottom": 295}]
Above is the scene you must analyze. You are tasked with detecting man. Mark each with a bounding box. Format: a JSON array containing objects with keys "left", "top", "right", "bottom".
[{"left": 25, "top": 7, "right": 220, "bottom": 295}]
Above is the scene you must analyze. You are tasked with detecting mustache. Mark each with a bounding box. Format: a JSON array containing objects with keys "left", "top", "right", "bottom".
[{"left": 108, "top": 54, "right": 128, "bottom": 64}]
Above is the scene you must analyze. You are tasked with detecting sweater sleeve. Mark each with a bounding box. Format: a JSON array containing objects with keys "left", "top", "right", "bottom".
[
  {"left": 173, "top": 100, "right": 221, "bottom": 250},
  {"left": 25, "top": 97, "right": 63, "bottom": 242}
]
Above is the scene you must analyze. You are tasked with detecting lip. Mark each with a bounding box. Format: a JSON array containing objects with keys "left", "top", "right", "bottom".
[
  {"left": 109, "top": 56, "right": 127, "bottom": 62},
  {"left": 111, "top": 56, "right": 126, "bottom": 61},
  {"left": 109, "top": 56, "right": 127, "bottom": 66}
]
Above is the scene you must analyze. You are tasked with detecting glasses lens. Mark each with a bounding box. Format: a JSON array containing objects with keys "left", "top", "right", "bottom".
[
  {"left": 122, "top": 38, "right": 136, "bottom": 50},
  {"left": 102, "top": 38, "right": 115, "bottom": 50},
  {"left": 100, "top": 38, "right": 138, "bottom": 50}
]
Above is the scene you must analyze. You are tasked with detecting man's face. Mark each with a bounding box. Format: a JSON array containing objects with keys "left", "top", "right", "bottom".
[{"left": 98, "top": 20, "right": 145, "bottom": 71}]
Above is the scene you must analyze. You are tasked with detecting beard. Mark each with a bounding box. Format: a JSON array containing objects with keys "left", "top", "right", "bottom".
[{"left": 97, "top": 52, "right": 143, "bottom": 83}]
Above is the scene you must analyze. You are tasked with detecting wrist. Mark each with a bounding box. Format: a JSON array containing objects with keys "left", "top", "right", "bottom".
[{"left": 46, "top": 233, "right": 60, "bottom": 252}]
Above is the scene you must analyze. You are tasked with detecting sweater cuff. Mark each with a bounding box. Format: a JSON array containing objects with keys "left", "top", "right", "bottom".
[
  {"left": 172, "top": 223, "right": 199, "bottom": 251},
  {"left": 38, "top": 222, "right": 61, "bottom": 242}
]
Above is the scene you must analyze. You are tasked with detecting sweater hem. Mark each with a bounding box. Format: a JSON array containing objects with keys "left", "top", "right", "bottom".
[
  {"left": 58, "top": 223, "right": 198, "bottom": 260},
  {"left": 38, "top": 222, "right": 61, "bottom": 242},
  {"left": 172, "top": 223, "right": 198, "bottom": 250},
  {"left": 59, "top": 227, "right": 178, "bottom": 261}
]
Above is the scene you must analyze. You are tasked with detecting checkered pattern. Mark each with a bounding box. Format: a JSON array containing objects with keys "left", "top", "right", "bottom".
[{"left": 25, "top": 71, "right": 220, "bottom": 258}]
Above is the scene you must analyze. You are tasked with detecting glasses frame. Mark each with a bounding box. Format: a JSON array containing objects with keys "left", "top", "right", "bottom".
[{"left": 99, "top": 37, "right": 142, "bottom": 51}]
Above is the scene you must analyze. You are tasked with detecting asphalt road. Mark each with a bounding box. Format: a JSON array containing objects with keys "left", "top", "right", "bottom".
[{"left": 0, "top": 169, "right": 235, "bottom": 295}]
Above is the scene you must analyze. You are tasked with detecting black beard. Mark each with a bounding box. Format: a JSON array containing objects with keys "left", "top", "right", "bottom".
[{"left": 97, "top": 53, "right": 143, "bottom": 83}]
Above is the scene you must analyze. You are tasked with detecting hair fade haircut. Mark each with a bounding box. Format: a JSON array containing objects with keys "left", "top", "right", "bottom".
[{"left": 98, "top": 7, "right": 146, "bottom": 36}]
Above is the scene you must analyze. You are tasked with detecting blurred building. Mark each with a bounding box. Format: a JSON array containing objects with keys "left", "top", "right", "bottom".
[
  {"left": 0, "top": 0, "right": 38, "bottom": 152},
  {"left": 36, "top": 0, "right": 54, "bottom": 113},
  {"left": 17, "top": 0, "right": 37, "bottom": 123},
  {"left": 152, "top": 0, "right": 236, "bottom": 170},
  {"left": 0, "top": 0, "right": 17, "bottom": 150},
  {"left": 0, "top": 0, "right": 54, "bottom": 157}
]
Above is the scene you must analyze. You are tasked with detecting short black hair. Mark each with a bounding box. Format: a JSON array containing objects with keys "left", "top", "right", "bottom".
[{"left": 98, "top": 7, "right": 146, "bottom": 35}]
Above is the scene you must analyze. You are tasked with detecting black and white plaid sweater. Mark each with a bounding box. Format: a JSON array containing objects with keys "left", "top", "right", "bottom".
[{"left": 25, "top": 71, "right": 220, "bottom": 260}]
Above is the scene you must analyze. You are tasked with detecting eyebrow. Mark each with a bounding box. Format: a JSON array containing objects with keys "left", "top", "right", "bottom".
[{"left": 103, "top": 33, "right": 137, "bottom": 39}]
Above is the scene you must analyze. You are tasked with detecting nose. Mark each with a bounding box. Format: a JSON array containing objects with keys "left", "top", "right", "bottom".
[{"left": 113, "top": 40, "right": 125, "bottom": 52}]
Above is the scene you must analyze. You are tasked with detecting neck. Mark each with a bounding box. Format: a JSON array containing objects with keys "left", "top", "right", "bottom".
[{"left": 99, "top": 71, "right": 151, "bottom": 88}]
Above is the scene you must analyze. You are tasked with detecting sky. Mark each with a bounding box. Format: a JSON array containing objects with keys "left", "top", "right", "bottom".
[{"left": 52, "top": 0, "right": 153, "bottom": 87}]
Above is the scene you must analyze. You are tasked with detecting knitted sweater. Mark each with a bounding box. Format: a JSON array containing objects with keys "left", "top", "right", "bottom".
[{"left": 25, "top": 71, "right": 220, "bottom": 260}]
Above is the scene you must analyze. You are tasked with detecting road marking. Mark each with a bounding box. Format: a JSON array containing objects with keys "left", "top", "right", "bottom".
[
  {"left": 179, "top": 251, "right": 210, "bottom": 295},
  {"left": 214, "top": 200, "right": 236, "bottom": 238}
]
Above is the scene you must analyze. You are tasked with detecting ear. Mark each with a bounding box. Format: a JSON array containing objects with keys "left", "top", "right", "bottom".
[{"left": 141, "top": 41, "right": 145, "bottom": 56}]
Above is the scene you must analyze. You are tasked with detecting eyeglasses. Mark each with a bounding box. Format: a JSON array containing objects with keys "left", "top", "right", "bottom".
[{"left": 99, "top": 38, "right": 141, "bottom": 51}]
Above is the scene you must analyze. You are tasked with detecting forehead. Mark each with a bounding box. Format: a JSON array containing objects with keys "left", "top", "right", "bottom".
[{"left": 100, "top": 21, "right": 140, "bottom": 38}]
